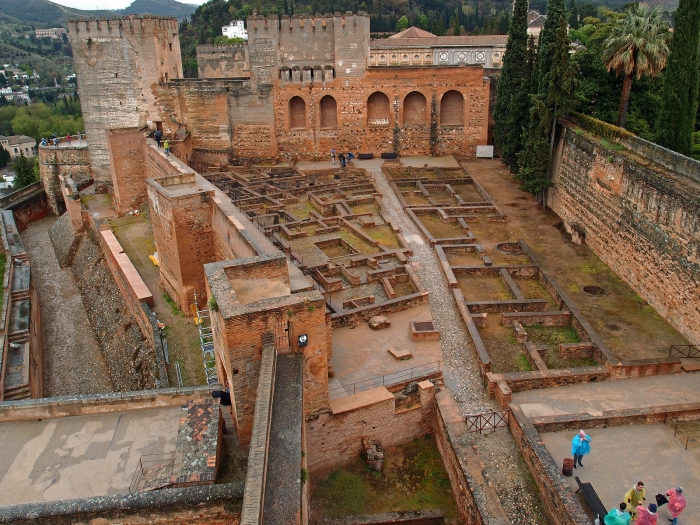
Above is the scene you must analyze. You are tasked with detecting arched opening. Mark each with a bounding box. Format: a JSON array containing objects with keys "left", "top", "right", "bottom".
[
  {"left": 440, "top": 90, "right": 464, "bottom": 126},
  {"left": 289, "top": 96, "right": 306, "bottom": 130},
  {"left": 320, "top": 95, "right": 338, "bottom": 129},
  {"left": 367, "top": 92, "right": 390, "bottom": 126},
  {"left": 403, "top": 91, "right": 427, "bottom": 125}
]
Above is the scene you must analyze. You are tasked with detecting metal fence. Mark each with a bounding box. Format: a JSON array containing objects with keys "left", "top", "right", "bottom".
[
  {"left": 666, "top": 416, "right": 700, "bottom": 450},
  {"left": 465, "top": 410, "right": 509, "bottom": 434},
  {"left": 669, "top": 345, "right": 700, "bottom": 358},
  {"left": 329, "top": 360, "right": 441, "bottom": 399}
]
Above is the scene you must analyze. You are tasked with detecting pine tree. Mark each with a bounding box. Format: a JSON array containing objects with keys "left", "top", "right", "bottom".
[
  {"left": 536, "top": 0, "right": 567, "bottom": 94},
  {"left": 493, "top": 0, "right": 530, "bottom": 172},
  {"left": 12, "top": 153, "right": 36, "bottom": 190},
  {"left": 657, "top": 0, "right": 700, "bottom": 155},
  {"left": 518, "top": 96, "right": 553, "bottom": 195}
]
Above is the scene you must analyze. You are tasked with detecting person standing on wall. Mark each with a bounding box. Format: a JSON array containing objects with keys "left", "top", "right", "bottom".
[
  {"left": 155, "top": 129, "right": 162, "bottom": 148},
  {"left": 339, "top": 152, "right": 346, "bottom": 168},
  {"left": 330, "top": 149, "right": 336, "bottom": 165},
  {"left": 164, "top": 140, "right": 170, "bottom": 157},
  {"left": 625, "top": 482, "right": 647, "bottom": 521},
  {"left": 571, "top": 429, "right": 591, "bottom": 468}
]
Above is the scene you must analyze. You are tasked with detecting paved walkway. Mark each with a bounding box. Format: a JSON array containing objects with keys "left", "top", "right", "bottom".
[
  {"left": 22, "top": 217, "right": 113, "bottom": 396},
  {"left": 512, "top": 373, "right": 700, "bottom": 418}
]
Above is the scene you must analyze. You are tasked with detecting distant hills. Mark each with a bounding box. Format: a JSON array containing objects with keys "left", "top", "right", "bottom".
[{"left": 0, "top": 0, "right": 198, "bottom": 28}]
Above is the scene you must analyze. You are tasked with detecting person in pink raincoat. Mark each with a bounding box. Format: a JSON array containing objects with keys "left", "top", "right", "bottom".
[
  {"left": 666, "top": 487, "right": 686, "bottom": 525},
  {"left": 636, "top": 503, "right": 658, "bottom": 525}
]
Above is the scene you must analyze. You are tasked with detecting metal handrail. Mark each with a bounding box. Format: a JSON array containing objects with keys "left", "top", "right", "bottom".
[
  {"left": 465, "top": 410, "right": 509, "bottom": 434},
  {"left": 329, "top": 360, "right": 441, "bottom": 399},
  {"left": 670, "top": 345, "right": 700, "bottom": 358}
]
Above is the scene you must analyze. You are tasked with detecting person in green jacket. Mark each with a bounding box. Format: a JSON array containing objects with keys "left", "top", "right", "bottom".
[
  {"left": 624, "top": 482, "right": 646, "bottom": 520},
  {"left": 604, "top": 502, "right": 631, "bottom": 525}
]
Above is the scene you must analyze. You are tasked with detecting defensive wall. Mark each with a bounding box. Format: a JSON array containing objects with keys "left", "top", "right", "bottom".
[
  {"left": 68, "top": 16, "right": 183, "bottom": 185},
  {"left": 549, "top": 117, "right": 700, "bottom": 346},
  {"left": 38, "top": 142, "right": 92, "bottom": 215}
]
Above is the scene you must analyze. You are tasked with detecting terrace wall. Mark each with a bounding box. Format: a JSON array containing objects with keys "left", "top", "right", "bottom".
[{"left": 549, "top": 120, "right": 700, "bottom": 346}]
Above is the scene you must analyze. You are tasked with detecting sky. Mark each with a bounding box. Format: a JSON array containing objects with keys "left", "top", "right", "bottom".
[{"left": 50, "top": 0, "right": 209, "bottom": 10}]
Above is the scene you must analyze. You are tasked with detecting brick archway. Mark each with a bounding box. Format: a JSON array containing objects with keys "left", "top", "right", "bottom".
[
  {"left": 320, "top": 95, "right": 338, "bottom": 130},
  {"left": 440, "top": 90, "right": 464, "bottom": 126},
  {"left": 289, "top": 96, "right": 306, "bottom": 130},
  {"left": 367, "top": 91, "right": 391, "bottom": 127},
  {"left": 403, "top": 91, "right": 427, "bottom": 126}
]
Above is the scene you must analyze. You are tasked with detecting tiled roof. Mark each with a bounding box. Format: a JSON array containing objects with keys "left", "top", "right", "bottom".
[{"left": 370, "top": 34, "right": 508, "bottom": 49}]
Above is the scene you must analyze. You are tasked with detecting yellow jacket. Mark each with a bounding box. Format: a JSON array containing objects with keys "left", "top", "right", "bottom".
[{"left": 624, "top": 487, "right": 645, "bottom": 509}]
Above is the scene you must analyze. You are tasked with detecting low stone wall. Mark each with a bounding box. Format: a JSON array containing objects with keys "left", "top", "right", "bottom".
[
  {"left": 71, "top": 232, "right": 159, "bottom": 391},
  {"left": 330, "top": 292, "right": 429, "bottom": 328},
  {"left": 508, "top": 405, "right": 590, "bottom": 525},
  {"left": 0, "top": 481, "right": 243, "bottom": 524},
  {"left": 326, "top": 510, "right": 444, "bottom": 524},
  {"left": 48, "top": 212, "right": 81, "bottom": 267},
  {"left": 0, "top": 385, "right": 215, "bottom": 423}
]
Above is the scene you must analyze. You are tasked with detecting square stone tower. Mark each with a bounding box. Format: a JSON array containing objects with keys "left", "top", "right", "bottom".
[{"left": 68, "top": 16, "right": 183, "bottom": 186}]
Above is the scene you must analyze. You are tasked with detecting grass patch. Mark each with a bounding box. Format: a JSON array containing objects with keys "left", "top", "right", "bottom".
[
  {"left": 524, "top": 325, "right": 599, "bottom": 368},
  {"left": 600, "top": 138, "right": 626, "bottom": 152},
  {"left": 517, "top": 353, "right": 532, "bottom": 371},
  {"left": 163, "top": 292, "right": 184, "bottom": 317},
  {"left": 366, "top": 225, "right": 400, "bottom": 248},
  {"left": 312, "top": 436, "right": 458, "bottom": 520}
]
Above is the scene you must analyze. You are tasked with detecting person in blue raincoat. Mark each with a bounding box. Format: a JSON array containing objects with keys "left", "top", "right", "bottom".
[{"left": 571, "top": 429, "right": 591, "bottom": 468}]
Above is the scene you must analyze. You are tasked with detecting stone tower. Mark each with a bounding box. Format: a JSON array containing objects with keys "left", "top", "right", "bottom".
[{"left": 68, "top": 16, "right": 183, "bottom": 185}]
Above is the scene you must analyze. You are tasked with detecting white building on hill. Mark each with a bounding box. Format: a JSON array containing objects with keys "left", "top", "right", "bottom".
[{"left": 222, "top": 20, "right": 248, "bottom": 40}]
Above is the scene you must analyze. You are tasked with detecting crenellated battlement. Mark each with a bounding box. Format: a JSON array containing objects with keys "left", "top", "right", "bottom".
[{"left": 68, "top": 16, "right": 178, "bottom": 39}]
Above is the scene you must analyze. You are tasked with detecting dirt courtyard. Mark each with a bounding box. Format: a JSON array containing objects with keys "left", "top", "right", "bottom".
[{"left": 461, "top": 159, "right": 688, "bottom": 361}]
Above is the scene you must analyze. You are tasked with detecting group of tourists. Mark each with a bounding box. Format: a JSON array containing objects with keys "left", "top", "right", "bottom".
[
  {"left": 570, "top": 431, "right": 688, "bottom": 525},
  {"left": 154, "top": 130, "right": 170, "bottom": 156},
  {"left": 40, "top": 132, "right": 83, "bottom": 147},
  {"left": 330, "top": 149, "right": 354, "bottom": 168}
]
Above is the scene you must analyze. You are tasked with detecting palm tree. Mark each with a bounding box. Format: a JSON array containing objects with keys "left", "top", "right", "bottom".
[{"left": 602, "top": 5, "right": 669, "bottom": 128}]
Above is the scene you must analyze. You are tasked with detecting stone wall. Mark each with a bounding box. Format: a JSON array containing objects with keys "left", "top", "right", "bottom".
[
  {"left": 306, "top": 381, "right": 436, "bottom": 472},
  {"left": 107, "top": 127, "right": 148, "bottom": 215},
  {"left": 48, "top": 211, "right": 81, "bottom": 267},
  {"left": 198, "top": 44, "right": 250, "bottom": 78},
  {"left": 38, "top": 144, "right": 91, "bottom": 215},
  {"left": 68, "top": 16, "right": 183, "bottom": 184},
  {"left": 71, "top": 232, "right": 158, "bottom": 391},
  {"left": 549, "top": 121, "right": 700, "bottom": 345}
]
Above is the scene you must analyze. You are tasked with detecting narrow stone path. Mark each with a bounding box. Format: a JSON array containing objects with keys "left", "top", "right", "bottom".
[
  {"left": 22, "top": 216, "right": 114, "bottom": 396},
  {"left": 370, "top": 166, "right": 548, "bottom": 524}
]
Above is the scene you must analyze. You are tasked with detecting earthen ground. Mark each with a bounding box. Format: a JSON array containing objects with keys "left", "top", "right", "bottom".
[
  {"left": 330, "top": 303, "right": 441, "bottom": 393},
  {"left": 0, "top": 407, "right": 180, "bottom": 505},
  {"left": 21, "top": 216, "right": 114, "bottom": 396},
  {"left": 541, "top": 424, "right": 699, "bottom": 525},
  {"left": 461, "top": 159, "right": 689, "bottom": 360},
  {"left": 310, "top": 435, "right": 460, "bottom": 524},
  {"left": 109, "top": 212, "right": 206, "bottom": 387}
]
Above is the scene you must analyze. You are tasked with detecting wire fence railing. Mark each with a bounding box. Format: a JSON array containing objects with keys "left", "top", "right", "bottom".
[
  {"left": 328, "top": 360, "right": 441, "bottom": 399},
  {"left": 669, "top": 345, "right": 700, "bottom": 358},
  {"left": 465, "top": 410, "right": 509, "bottom": 434}
]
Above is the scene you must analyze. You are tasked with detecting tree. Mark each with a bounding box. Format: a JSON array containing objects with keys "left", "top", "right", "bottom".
[
  {"left": 519, "top": 18, "right": 578, "bottom": 197},
  {"left": 602, "top": 5, "right": 669, "bottom": 129},
  {"left": 493, "top": 0, "right": 530, "bottom": 172},
  {"left": 417, "top": 14, "right": 429, "bottom": 30},
  {"left": 656, "top": 0, "right": 700, "bottom": 155},
  {"left": 0, "top": 147, "right": 9, "bottom": 170},
  {"left": 12, "top": 153, "right": 36, "bottom": 190},
  {"left": 568, "top": 0, "right": 581, "bottom": 29},
  {"left": 537, "top": 0, "right": 567, "bottom": 94},
  {"left": 396, "top": 16, "right": 409, "bottom": 32}
]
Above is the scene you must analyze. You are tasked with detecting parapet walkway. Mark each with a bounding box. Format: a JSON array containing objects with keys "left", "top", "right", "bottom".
[{"left": 21, "top": 217, "right": 113, "bottom": 395}]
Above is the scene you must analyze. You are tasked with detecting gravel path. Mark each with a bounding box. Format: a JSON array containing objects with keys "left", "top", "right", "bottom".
[
  {"left": 22, "top": 217, "right": 114, "bottom": 396},
  {"left": 370, "top": 167, "right": 548, "bottom": 524}
]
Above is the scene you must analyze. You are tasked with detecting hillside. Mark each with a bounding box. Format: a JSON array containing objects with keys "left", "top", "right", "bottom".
[{"left": 0, "top": 0, "right": 196, "bottom": 28}]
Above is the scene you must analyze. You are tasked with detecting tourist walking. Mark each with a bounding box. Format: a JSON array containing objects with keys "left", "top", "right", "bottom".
[
  {"left": 347, "top": 151, "right": 355, "bottom": 162},
  {"left": 657, "top": 487, "right": 686, "bottom": 524},
  {"left": 66, "top": 134, "right": 71, "bottom": 145},
  {"left": 155, "top": 129, "right": 163, "bottom": 148},
  {"left": 163, "top": 140, "right": 170, "bottom": 156},
  {"left": 339, "top": 152, "right": 346, "bottom": 168},
  {"left": 604, "top": 502, "right": 631, "bottom": 525},
  {"left": 636, "top": 503, "right": 658, "bottom": 525},
  {"left": 330, "top": 149, "right": 336, "bottom": 165},
  {"left": 625, "top": 482, "right": 647, "bottom": 520},
  {"left": 571, "top": 429, "right": 591, "bottom": 468}
]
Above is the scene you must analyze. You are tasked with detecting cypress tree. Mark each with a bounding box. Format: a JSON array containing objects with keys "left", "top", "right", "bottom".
[
  {"left": 519, "top": 17, "right": 578, "bottom": 197},
  {"left": 568, "top": 0, "right": 580, "bottom": 30},
  {"left": 657, "top": 0, "right": 700, "bottom": 156},
  {"left": 536, "top": 0, "right": 567, "bottom": 94},
  {"left": 493, "top": 0, "right": 530, "bottom": 172}
]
